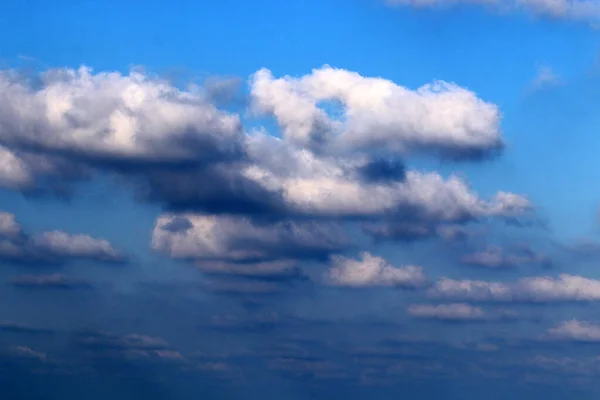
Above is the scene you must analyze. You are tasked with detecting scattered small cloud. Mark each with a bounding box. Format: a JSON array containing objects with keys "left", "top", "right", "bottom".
[
  {"left": 546, "top": 320, "right": 600, "bottom": 342},
  {"left": 8, "top": 346, "right": 47, "bottom": 362},
  {"left": 461, "top": 245, "right": 552, "bottom": 269},
  {"left": 529, "top": 65, "right": 561, "bottom": 92},
  {"left": 325, "top": 252, "right": 427, "bottom": 288},
  {"left": 0, "top": 211, "right": 125, "bottom": 266}
]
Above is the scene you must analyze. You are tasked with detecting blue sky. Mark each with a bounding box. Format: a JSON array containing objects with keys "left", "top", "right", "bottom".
[{"left": 1, "top": 0, "right": 600, "bottom": 399}]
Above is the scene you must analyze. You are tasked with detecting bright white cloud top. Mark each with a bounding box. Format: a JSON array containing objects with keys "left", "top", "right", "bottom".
[
  {"left": 250, "top": 66, "right": 503, "bottom": 159},
  {"left": 0, "top": 67, "right": 243, "bottom": 163}
]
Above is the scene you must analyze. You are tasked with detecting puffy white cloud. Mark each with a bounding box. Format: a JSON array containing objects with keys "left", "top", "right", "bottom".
[
  {"left": 326, "top": 252, "right": 427, "bottom": 288},
  {"left": 429, "top": 274, "right": 600, "bottom": 302},
  {"left": 0, "top": 66, "right": 248, "bottom": 200},
  {"left": 244, "top": 134, "right": 531, "bottom": 221},
  {"left": 152, "top": 213, "right": 350, "bottom": 262},
  {"left": 407, "top": 303, "right": 488, "bottom": 321},
  {"left": 250, "top": 66, "right": 503, "bottom": 159},
  {"left": 385, "top": 0, "right": 600, "bottom": 21},
  {"left": 547, "top": 320, "right": 600, "bottom": 342},
  {"left": 0, "top": 66, "right": 243, "bottom": 165}
]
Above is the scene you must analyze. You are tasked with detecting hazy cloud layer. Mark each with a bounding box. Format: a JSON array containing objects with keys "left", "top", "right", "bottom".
[
  {"left": 429, "top": 274, "right": 600, "bottom": 302},
  {"left": 461, "top": 245, "right": 551, "bottom": 269},
  {"left": 9, "top": 274, "right": 92, "bottom": 290},
  {"left": 407, "top": 303, "right": 489, "bottom": 321},
  {"left": 385, "top": 0, "right": 600, "bottom": 22},
  {"left": 152, "top": 213, "right": 350, "bottom": 262}
]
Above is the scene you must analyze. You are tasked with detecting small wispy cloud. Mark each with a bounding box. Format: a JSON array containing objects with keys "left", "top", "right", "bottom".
[
  {"left": 529, "top": 65, "right": 561, "bottom": 91},
  {"left": 385, "top": 0, "right": 600, "bottom": 24}
]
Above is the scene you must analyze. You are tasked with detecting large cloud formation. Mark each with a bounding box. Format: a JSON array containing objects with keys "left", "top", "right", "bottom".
[{"left": 0, "top": 64, "right": 535, "bottom": 288}]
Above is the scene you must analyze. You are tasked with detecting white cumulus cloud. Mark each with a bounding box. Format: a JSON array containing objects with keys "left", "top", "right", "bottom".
[
  {"left": 244, "top": 133, "right": 531, "bottom": 222},
  {"left": 326, "top": 252, "right": 427, "bottom": 288},
  {"left": 250, "top": 66, "right": 503, "bottom": 159}
]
